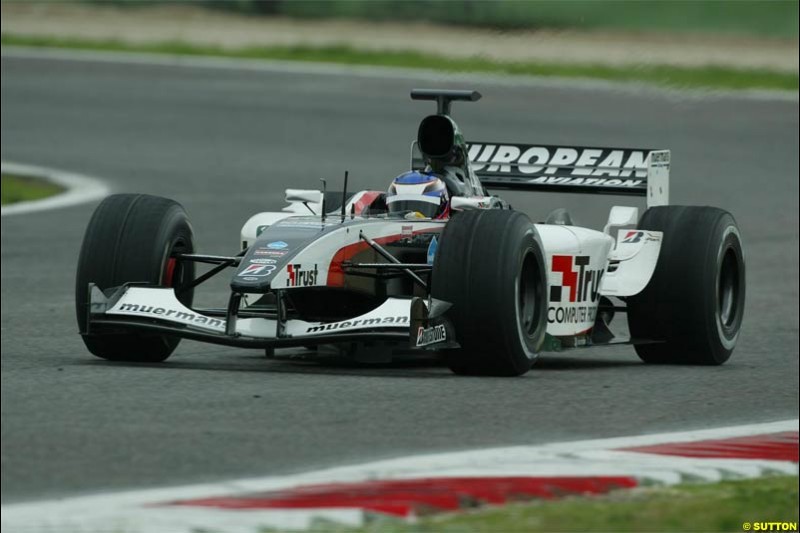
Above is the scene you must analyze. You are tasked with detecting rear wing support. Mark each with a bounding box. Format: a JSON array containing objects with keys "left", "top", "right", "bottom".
[{"left": 467, "top": 143, "right": 670, "bottom": 208}]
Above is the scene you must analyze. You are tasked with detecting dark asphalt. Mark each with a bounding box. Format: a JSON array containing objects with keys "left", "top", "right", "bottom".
[{"left": 1, "top": 54, "right": 798, "bottom": 503}]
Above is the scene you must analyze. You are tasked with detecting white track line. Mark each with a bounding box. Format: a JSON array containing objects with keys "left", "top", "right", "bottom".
[
  {"left": 2, "top": 46, "right": 798, "bottom": 103},
  {"left": 2, "top": 419, "right": 797, "bottom": 533},
  {"left": 1, "top": 161, "right": 110, "bottom": 216}
]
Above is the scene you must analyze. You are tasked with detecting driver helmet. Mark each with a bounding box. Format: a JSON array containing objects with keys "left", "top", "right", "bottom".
[{"left": 386, "top": 171, "right": 450, "bottom": 219}]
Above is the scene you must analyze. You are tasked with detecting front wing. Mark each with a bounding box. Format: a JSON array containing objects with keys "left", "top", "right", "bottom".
[{"left": 85, "top": 284, "right": 458, "bottom": 350}]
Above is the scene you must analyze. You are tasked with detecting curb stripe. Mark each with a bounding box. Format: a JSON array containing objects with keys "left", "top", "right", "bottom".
[
  {"left": 164, "top": 430, "right": 797, "bottom": 519},
  {"left": 168, "top": 476, "right": 639, "bottom": 517},
  {"left": 1, "top": 161, "right": 110, "bottom": 216},
  {"left": 2, "top": 420, "right": 796, "bottom": 532},
  {"left": 619, "top": 431, "right": 799, "bottom": 462}
]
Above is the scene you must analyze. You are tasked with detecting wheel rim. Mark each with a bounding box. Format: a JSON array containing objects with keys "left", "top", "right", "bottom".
[
  {"left": 163, "top": 238, "right": 192, "bottom": 302},
  {"left": 718, "top": 246, "right": 740, "bottom": 330},
  {"left": 517, "top": 251, "right": 543, "bottom": 338},
  {"left": 164, "top": 258, "right": 177, "bottom": 287}
]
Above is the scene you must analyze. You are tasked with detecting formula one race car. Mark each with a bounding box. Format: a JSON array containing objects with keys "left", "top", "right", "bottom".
[{"left": 76, "top": 89, "right": 745, "bottom": 376}]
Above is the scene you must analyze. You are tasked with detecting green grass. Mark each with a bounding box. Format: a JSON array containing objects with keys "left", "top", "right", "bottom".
[
  {"left": 1, "top": 174, "right": 63, "bottom": 205},
  {"left": 277, "top": 0, "right": 800, "bottom": 38},
  {"left": 332, "top": 476, "right": 800, "bottom": 533},
  {"left": 97, "top": 0, "right": 800, "bottom": 39},
  {"left": 3, "top": 34, "right": 798, "bottom": 92}
]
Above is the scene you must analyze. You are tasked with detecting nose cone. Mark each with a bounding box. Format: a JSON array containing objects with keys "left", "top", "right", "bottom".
[{"left": 231, "top": 221, "right": 324, "bottom": 294}]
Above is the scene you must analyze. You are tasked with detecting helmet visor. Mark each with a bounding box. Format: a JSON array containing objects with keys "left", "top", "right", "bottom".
[
  {"left": 389, "top": 200, "right": 439, "bottom": 218},
  {"left": 386, "top": 197, "right": 441, "bottom": 218}
]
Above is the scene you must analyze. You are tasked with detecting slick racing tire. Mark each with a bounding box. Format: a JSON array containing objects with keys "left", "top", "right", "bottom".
[
  {"left": 627, "top": 206, "right": 745, "bottom": 365},
  {"left": 432, "top": 210, "right": 547, "bottom": 376},
  {"left": 75, "top": 194, "right": 195, "bottom": 362}
]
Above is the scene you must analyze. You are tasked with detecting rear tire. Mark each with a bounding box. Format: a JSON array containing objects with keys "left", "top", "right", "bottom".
[
  {"left": 75, "top": 194, "right": 195, "bottom": 362},
  {"left": 627, "top": 206, "right": 745, "bottom": 365},
  {"left": 432, "top": 210, "right": 547, "bottom": 376}
]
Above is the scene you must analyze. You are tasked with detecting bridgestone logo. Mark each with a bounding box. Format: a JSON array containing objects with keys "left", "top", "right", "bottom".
[
  {"left": 117, "top": 303, "right": 224, "bottom": 330},
  {"left": 416, "top": 324, "right": 446, "bottom": 347},
  {"left": 306, "top": 315, "right": 408, "bottom": 334}
]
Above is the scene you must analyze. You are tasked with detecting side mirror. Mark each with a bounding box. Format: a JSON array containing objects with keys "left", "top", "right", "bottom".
[
  {"left": 451, "top": 196, "right": 492, "bottom": 211},
  {"left": 285, "top": 189, "right": 323, "bottom": 204}
]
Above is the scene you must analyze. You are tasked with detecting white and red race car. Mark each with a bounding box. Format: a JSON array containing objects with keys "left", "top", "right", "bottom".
[{"left": 76, "top": 89, "right": 745, "bottom": 376}]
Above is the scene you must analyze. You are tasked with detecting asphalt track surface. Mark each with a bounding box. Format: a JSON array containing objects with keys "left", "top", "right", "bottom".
[{"left": 1, "top": 52, "right": 798, "bottom": 503}]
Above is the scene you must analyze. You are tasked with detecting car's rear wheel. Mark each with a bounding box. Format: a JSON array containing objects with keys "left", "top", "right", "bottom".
[
  {"left": 627, "top": 206, "right": 745, "bottom": 365},
  {"left": 75, "top": 194, "right": 195, "bottom": 362},
  {"left": 432, "top": 210, "right": 547, "bottom": 376}
]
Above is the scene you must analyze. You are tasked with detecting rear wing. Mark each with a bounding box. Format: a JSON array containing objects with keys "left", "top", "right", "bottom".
[
  {"left": 414, "top": 142, "right": 670, "bottom": 207},
  {"left": 468, "top": 142, "right": 670, "bottom": 207}
]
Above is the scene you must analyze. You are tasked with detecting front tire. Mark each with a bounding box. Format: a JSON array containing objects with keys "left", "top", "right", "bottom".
[
  {"left": 432, "top": 210, "right": 548, "bottom": 376},
  {"left": 75, "top": 194, "right": 195, "bottom": 362},
  {"left": 627, "top": 206, "right": 745, "bottom": 365}
]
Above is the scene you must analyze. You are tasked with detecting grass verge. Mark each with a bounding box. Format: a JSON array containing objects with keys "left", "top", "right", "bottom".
[
  {"left": 1, "top": 174, "right": 64, "bottom": 205},
  {"left": 269, "top": 1, "right": 800, "bottom": 38},
  {"left": 124, "top": 1, "right": 800, "bottom": 38},
  {"left": 2, "top": 34, "right": 797, "bottom": 92},
  {"left": 335, "top": 476, "right": 800, "bottom": 533}
]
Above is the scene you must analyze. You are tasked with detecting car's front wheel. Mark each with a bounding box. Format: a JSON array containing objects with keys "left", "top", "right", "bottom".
[
  {"left": 432, "top": 210, "right": 548, "bottom": 376},
  {"left": 75, "top": 194, "right": 195, "bottom": 362}
]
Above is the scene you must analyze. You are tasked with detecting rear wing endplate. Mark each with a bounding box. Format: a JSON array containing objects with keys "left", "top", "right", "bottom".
[{"left": 468, "top": 142, "right": 669, "bottom": 207}]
